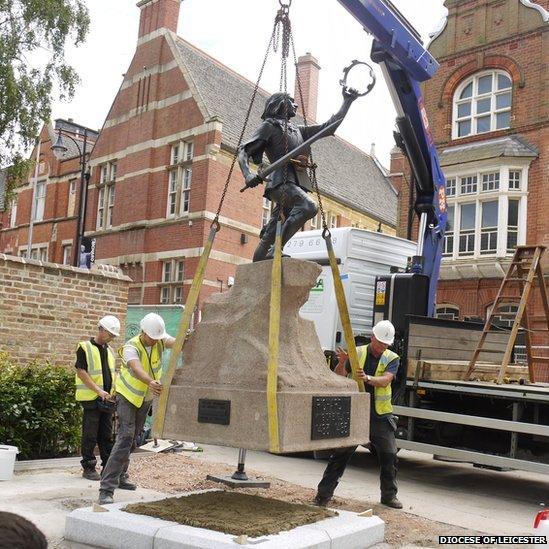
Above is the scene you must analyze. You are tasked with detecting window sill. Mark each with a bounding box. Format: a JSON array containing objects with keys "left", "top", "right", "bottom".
[
  {"left": 440, "top": 254, "right": 513, "bottom": 280},
  {"left": 166, "top": 160, "right": 193, "bottom": 170}
]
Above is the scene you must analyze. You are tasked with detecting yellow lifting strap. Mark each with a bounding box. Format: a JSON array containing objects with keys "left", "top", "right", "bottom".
[
  {"left": 323, "top": 231, "right": 365, "bottom": 393},
  {"left": 152, "top": 223, "right": 220, "bottom": 438},
  {"left": 266, "top": 220, "right": 283, "bottom": 453}
]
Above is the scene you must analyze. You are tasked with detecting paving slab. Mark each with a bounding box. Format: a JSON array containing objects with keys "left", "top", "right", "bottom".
[
  {"left": 64, "top": 494, "right": 385, "bottom": 549},
  {"left": 0, "top": 469, "right": 166, "bottom": 543}
]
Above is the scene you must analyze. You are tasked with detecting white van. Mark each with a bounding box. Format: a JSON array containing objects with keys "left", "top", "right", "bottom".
[{"left": 284, "top": 227, "right": 416, "bottom": 353}]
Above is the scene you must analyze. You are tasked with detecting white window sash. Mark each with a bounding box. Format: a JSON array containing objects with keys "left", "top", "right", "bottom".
[
  {"left": 10, "top": 200, "right": 17, "bottom": 227},
  {"left": 163, "top": 261, "right": 172, "bottom": 283},
  {"left": 97, "top": 187, "right": 105, "bottom": 229},
  {"left": 160, "top": 286, "right": 170, "bottom": 304},
  {"left": 180, "top": 168, "right": 191, "bottom": 214},
  {"left": 33, "top": 182, "right": 45, "bottom": 221},
  {"left": 167, "top": 170, "right": 178, "bottom": 217},
  {"left": 107, "top": 186, "right": 115, "bottom": 228},
  {"left": 452, "top": 70, "right": 512, "bottom": 139}
]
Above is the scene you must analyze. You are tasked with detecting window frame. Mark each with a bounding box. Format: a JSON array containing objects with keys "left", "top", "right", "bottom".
[
  {"left": 9, "top": 197, "right": 17, "bottom": 227},
  {"left": 435, "top": 305, "right": 460, "bottom": 320},
  {"left": 33, "top": 180, "right": 46, "bottom": 222},
  {"left": 62, "top": 244, "right": 73, "bottom": 265},
  {"left": 452, "top": 70, "right": 512, "bottom": 139},
  {"left": 21, "top": 244, "right": 48, "bottom": 261},
  {"left": 159, "top": 258, "right": 186, "bottom": 304},
  {"left": 442, "top": 163, "right": 527, "bottom": 260},
  {"left": 166, "top": 140, "right": 194, "bottom": 218},
  {"left": 96, "top": 161, "right": 117, "bottom": 230},
  {"left": 261, "top": 197, "right": 272, "bottom": 227}
]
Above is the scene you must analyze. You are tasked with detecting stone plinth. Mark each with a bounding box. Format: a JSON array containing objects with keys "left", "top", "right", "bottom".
[
  {"left": 162, "top": 258, "right": 369, "bottom": 452},
  {"left": 65, "top": 493, "right": 385, "bottom": 549}
]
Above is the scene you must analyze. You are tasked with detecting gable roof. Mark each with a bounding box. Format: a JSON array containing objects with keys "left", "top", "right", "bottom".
[
  {"left": 48, "top": 122, "right": 96, "bottom": 161},
  {"left": 440, "top": 135, "right": 539, "bottom": 167},
  {"left": 174, "top": 37, "right": 397, "bottom": 226}
]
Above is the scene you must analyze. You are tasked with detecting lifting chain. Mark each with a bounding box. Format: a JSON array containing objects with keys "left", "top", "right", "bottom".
[
  {"left": 211, "top": 6, "right": 289, "bottom": 230},
  {"left": 277, "top": 3, "right": 292, "bottom": 217}
]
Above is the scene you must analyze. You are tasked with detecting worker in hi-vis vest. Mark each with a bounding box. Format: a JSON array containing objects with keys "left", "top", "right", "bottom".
[
  {"left": 75, "top": 315, "right": 120, "bottom": 481},
  {"left": 315, "top": 320, "right": 403, "bottom": 509},
  {"left": 99, "top": 313, "right": 175, "bottom": 505}
]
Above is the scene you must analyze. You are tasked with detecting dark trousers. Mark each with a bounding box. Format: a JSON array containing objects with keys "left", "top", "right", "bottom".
[
  {"left": 253, "top": 183, "right": 318, "bottom": 262},
  {"left": 100, "top": 395, "right": 151, "bottom": 493},
  {"left": 80, "top": 404, "right": 114, "bottom": 471},
  {"left": 317, "top": 416, "right": 398, "bottom": 501}
]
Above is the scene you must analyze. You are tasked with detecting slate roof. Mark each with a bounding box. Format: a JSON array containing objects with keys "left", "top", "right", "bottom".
[
  {"left": 175, "top": 38, "right": 397, "bottom": 226},
  {"left": 440, "top": 135, "right": 538, "bottom": 167},
  {"left": 49, "top": 121, "right": 97, "bottom": 161}
]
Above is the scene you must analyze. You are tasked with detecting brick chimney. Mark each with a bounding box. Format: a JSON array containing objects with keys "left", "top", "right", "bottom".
[
  {"left": 294, "top": 52, "right": 320, "bottom": 123},
  {"left": 137, "top": 0, "right": 182, "bottom": 39}
]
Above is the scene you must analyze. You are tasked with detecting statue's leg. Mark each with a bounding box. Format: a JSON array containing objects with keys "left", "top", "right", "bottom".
[
  {"left": 279, "top": 184, "right": 318, "bottom": 246},
  {"left": 252, "top": 203, "right": 280, "bottom": 262}
]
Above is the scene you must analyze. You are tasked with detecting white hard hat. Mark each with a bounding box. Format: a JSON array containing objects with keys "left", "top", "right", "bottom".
[
  {"left": 372, "top": 320, "right": 395, "bottom": 345},
  {"left": 98, "top": 315, "right": 120, "bottom": 337},
  {"left": 140, "top": 312, "right": 168, "bottom": 340}
]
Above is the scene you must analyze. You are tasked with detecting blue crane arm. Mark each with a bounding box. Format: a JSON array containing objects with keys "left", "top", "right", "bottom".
[{"left": 337, "top": 0, "right": 448, "bottom": 316}]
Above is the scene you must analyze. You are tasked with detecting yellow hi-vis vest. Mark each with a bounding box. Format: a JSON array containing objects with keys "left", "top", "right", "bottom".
[
  {"left": 116, "top": 335, "right": 164, "bottom": 408},
  {"left": 357, "top": 344, "right": 399, "bottom": 416},
  {"left": 75, "top": 341, "right": 116, "bottom": 401}
]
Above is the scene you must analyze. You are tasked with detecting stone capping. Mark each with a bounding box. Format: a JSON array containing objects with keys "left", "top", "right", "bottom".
[
  {"left": 64, "top": 491, "right": 386, "bottom": 549},
  {"left": 0, "top": 253, "right": 132, "bottom": 283}
]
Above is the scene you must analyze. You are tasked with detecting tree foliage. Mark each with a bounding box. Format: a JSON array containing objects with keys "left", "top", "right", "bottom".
[{"left": 0, "top": 0, "right": 90, "bottom": 174}]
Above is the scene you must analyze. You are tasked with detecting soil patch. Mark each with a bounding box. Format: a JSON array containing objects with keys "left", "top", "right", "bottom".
[
  {"left": 123, "top": 491, "right": 336, "bottom": 537},
  {"left": 126, "top": 453, "right": 489, "bottom": 547}
]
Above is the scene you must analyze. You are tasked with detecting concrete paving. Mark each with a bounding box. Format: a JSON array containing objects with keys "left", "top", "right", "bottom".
[
  {"left": 193, "top": 444, "right": 548, "bottom": 536},
  {"left": 0, "top": 467, "right": 165, "bottom": 547},
  {"left": 1, "top": 445, "right": 546, "bottom": 547}
]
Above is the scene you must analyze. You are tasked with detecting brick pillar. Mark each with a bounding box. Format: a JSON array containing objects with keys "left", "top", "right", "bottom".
[
  {"left": 389, "top": 146, "right": 414, "bottom": 239},
  {"left": 137, "top": 0, "right": 182, "bottom": 39},
  {"left": 294, "top": 52, "right": 320, "bottom": 123}
]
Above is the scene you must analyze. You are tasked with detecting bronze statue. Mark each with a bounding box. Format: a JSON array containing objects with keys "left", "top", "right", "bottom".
[{"left": 238, "top": 87, "right": 359, "bottom": 261}]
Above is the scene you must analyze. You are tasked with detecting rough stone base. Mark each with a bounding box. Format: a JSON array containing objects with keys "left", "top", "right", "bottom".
[
  {"left": 164, "top": 387, "right": 369, "bottom": 453},
  {"left": 65, "top": 492, "right": 385, "bottom": 549}
]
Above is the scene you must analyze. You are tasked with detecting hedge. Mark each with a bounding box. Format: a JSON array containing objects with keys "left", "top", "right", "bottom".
[{"left": 0, "top": 352, "right": 82, "bottom": 460}]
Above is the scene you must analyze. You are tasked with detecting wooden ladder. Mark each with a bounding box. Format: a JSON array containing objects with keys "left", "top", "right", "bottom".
[{"left": 466, "top": 245, "right": 549, "bottom": 384}]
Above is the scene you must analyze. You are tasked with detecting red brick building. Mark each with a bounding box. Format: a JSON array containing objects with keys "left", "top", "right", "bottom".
[
  {"left": 0, "top": 120, "right": 98, "bottom": 264},
  {"left": 0, "top": 0, "right": 395, "bottom": 309},
  {"left": 391, "top": 0, "right": 548, "bottom": 366}
]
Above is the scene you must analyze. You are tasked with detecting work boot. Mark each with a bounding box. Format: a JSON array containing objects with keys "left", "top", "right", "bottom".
[
  {"left": 82, "top": 469, "right": 101, "bottom": 481},
  {"left": 98, "top": 490, "right": 114, "bottom": 505},
  {"left": 313, "top": 494, "right": 331, "bottom": 507},
  {"left": 118, "top": 476, "right": 137, "bottom": 490},
  {"left": 381, "top": 496, "right": 403, "bottom": 509}
]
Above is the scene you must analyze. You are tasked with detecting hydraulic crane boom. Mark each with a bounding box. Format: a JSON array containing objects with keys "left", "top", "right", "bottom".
[{"left": 337, "top": 0, "right": 448, "bottom": 316}]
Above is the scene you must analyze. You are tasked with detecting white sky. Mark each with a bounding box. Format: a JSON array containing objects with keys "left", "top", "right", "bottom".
[{"left": 52, "top": 0, "right": 448, "bottom": 167}]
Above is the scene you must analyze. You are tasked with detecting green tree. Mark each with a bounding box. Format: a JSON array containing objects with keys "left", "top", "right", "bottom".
[{"left": 0, "top": 0, "right": 90, "bottom": 178}]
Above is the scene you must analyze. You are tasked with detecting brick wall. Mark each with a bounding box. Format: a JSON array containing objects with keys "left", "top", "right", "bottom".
[{"left": 0, "top": 254, "right": 131, "bottom": 366}]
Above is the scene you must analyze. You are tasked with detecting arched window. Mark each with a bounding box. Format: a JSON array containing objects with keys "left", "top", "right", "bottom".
[
  {"left": 486, "top": 302, "right": 519, "bottom": 328},
  {"left": 453, "top": 70, "right": 512, "bottom": 138},
  {"left": 436, "top": 305, "right": 460, "bottom": 320}
]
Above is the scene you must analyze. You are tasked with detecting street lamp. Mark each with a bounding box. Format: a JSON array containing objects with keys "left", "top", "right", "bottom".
[{"left": 51, "top": 124, "right": 90, "bottom": 267}]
